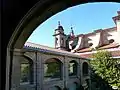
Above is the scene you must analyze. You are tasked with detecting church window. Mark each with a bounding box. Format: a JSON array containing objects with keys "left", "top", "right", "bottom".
[
  {"left": 55, "top": 38, "right": 58, "bottom": 45},
  {"left": 89, "top": 43, "right": 93, "bottom": 47},
  {"left": 109, "top": 39, "right": 114, "bottom": 43},
  {"left": 61, "top": 38, "right": 64, "bottom": 46}
]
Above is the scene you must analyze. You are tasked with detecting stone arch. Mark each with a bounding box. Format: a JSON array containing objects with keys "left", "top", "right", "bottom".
[
  {"left": 44, "top": 58, "right": 63, "bottom": 80},
  {"left": 20, "top": 56, "right": 34, "bottom": 84},
  {"left": 43, "top": 56, "right": 64, "bottom": 63},
  {"left": 82, "top": 62, "right": 88, "bottom": 76},
  {"left": 4, "top": 1, "right": 118, "bottom": 90},
  {"left": 68, "top": 60, "right": 78, "bottom": 76}
]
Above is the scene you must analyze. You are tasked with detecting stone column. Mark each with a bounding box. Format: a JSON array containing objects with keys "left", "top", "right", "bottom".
[
  {"left": 6, "top": 48, "right": 11, "bottom": 90},
  {"left": 36, "top": 52, "right": 44, "bottom": 90},
  {"left": 11, "top": 49, "right": 23, "bottom": 90},
  {"left": 77, "top": 58, "right": 81, "bottom": 84},
  {"left": 63, "top": 56, "right": 69, "bottom": 89},
  {"left": 80, "top": 59, "right": 84, "bottom": 85}
]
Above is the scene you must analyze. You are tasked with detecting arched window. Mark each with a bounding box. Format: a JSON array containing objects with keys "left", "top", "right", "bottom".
[
  {"left": 89, "top": 43, "right": 93, "bottom": 47},
  {"left": 109, "top": 39, "right": 114, "bottom": 43},
  {"left": 55, "top": 38, "right": 58, "bottom": 45},
  {"left": 82, "top": 62, "right": 88, "bottom": 76},
  {"left": 69, "top": 60, "right": 78, "bottom": 76},
  {"left": 44, "top": 58, "right": 62, "bottom": 80},
  {"left": 20, "top": 57, "right": 33, "bottom": 84},
  {"left": 61, "top": 38, "right": 64, "bottom": 46}
]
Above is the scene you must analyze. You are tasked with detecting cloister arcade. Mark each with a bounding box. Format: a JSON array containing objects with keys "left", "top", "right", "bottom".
[{"left": 11, "top": 45, "right": 90, "bottom": 90}]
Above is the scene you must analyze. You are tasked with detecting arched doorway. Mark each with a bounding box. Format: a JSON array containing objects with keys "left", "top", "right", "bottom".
[{"left": 3, "top": 1, "right": 118, "bottom": 90}]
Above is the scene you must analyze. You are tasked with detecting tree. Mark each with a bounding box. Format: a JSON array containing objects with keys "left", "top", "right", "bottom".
[
  {"left": 45, "top": 62, "right": 61, "bottom": 78},
  {"left": 21, "top": 64, "right": 30, "bottom": 82},
  {"left": 90, "top": 50, "right": 120, "bottom": 89}
]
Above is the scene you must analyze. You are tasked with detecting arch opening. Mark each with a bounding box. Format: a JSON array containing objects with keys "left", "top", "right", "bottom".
[
  {"left": 20, "top": 56, "right": 34, "bottom": 84},
  {"left": 44, "top": 58, "right": 62, "bottom": 81},
  {"left": 69, "top": 60, "right": 78, "bottom": 76},
  {"left": 82, "top": 62, "right": 88, "bottom": 76}
]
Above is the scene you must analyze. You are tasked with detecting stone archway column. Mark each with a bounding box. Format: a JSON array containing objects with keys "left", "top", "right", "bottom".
[
  {"left": 78, "top": 59, "right": 81, "bottom": 85},
  {"left": 11, "top": 49, "right": 23, "bottom": 90},
  {"left": 63, "top": 56, "right": 69, "bottom": 89},
  {"left": 35, "top": 52, "right": 44, "bottom": 90}
]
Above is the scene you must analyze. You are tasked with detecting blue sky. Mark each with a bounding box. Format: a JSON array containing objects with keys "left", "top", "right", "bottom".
[{"left": 27, "top": 2, "right": 120, "bottom": 47}]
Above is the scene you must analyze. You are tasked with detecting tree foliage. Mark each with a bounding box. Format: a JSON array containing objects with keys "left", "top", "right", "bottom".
[
  {"left": 90, "top": 50, "right": 120, "bottom": 88},
  {"left": 45, "top": 62, "right": 61, "bottom": 78}
]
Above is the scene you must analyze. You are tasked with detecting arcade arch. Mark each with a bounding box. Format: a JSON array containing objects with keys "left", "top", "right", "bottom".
[
  {"left": 68, "top": 60, "right": 78, "bottom": 76},
  {"left": 44, "top": 58, "right": 63, "bottom": 81},
  {"left": 20, "top": 56, "right": 34, "bottom": 84}
]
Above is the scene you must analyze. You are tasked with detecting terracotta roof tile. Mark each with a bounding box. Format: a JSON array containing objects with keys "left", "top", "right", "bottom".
[
  {"left": 111, "top": 51, "right": 120, "bottom": 57},
  {"left": 99, "top": 43, "right": 119, "bottom": 49},
  {"left": 77, "top": 27, "right": 116, "bottom": 38},
  {"left": 79, "top": 50, "right": 120, "bottom": 59},
  {"left": 76, "top": 43, "right": 119, "bottom": 53},
  {"left": 24, "top": 42, "right": 81, "bottom": 58},
  {"left": 76, "top": 48, "right": 92, "bottom": 53},
  {"left": 80, "top": 54, "right": 92, "bottom": 59}
]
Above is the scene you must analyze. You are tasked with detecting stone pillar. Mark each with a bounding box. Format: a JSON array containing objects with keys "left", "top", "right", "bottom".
[
  {"left": 80, "top": 59, "right": 83, "bottom": 85},
  {"left": 11, "top": 49, "right": 23, "bottom": 90},
  {"left": 6, "top": 48, "right": 11, "bottom": 90},
  {"left": 63, "top": 56, "right": 69, "bottom": 89},
  {"left": 36, "top": 52, "right": 44, "bottom": 90},
  {"left": 77, "top": 59, "right": 81, "bottom": 84}
]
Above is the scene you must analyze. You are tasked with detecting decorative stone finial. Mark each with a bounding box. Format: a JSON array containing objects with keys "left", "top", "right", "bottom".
[
  {"left": 71, "top": 26, "right": 73, "bottom": 30},
  {"left": 70, "top": 26, "right": 74, "bottom": 35},
  {"left": 58, "top": 21, "right": 60, "bottom": 26}
]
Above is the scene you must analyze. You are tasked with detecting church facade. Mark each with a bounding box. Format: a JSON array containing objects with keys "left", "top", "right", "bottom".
[{"left": 53, "top": 11, "right": 120, "bottom": 59}]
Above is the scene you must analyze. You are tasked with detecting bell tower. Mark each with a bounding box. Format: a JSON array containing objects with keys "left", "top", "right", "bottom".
[{"left": 53, "top": 21, "right": 66, "bottom": 50}]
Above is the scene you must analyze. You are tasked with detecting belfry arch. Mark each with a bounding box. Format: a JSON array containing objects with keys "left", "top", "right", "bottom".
[{"left": 3, "top": 1, "right": 118, "bottom": 90}]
